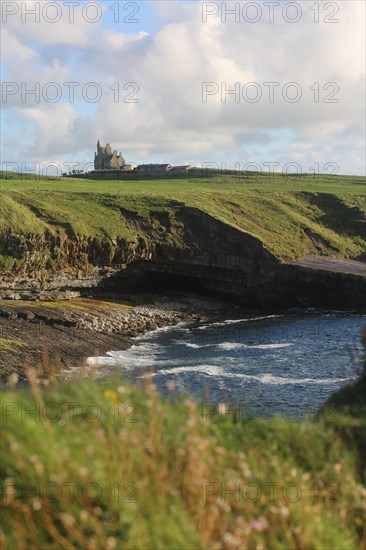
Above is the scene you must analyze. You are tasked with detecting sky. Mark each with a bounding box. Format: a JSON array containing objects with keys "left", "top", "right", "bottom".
[{"left": 1, "top": 0, "right": 365, "bottom": 176}]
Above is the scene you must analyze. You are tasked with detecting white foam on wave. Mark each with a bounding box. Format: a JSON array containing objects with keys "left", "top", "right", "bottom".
[
  {"left": 153, "top": 364, "right": 223, "bottom": 377},
  {"left": 180, "top": 342, "right": 205, "bottom": 349},
  {"left": 87, "top": 342, "right": 160, "bottom": 369},
  {"left": 171, "top": 340, "right": 293, "bottom": 351},
  {"left": 217, "top": 342, "right": 293, "bottom": 350},
  {"left": 135, "top": 321, "right": 191, "bottom": 341},
  {"left": 232, "top": 373, "right": 348, "bottom": 385},
  {"left": 153, "top": 364, "right": 348, "bottom": 385},
  {"left": 197, "top": 314, "right": 283, "bottom": 330},
  {"left": 172, "top": 341, "right": 213, "bottom": 349}
]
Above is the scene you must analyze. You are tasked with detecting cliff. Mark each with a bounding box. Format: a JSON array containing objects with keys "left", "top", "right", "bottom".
[{"left": 1, "top": 205, "right": 365, "bottom": 309}]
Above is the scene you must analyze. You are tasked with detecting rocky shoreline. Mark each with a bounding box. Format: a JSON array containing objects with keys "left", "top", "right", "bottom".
[{"left": 0, "top": 293, "right": 233, "bottom": 381}]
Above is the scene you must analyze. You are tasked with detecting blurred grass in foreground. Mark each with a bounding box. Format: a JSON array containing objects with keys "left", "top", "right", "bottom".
[{"left": 1, "top": 342, "right": 365, "bottom": 550}]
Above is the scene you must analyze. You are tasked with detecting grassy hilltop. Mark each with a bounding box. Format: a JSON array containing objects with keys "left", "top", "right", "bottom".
[{"left": 0, "top": 171, "right": 365, "bottom": 262}]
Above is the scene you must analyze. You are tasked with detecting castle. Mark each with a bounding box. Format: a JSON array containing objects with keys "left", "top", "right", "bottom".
[
  {"left": 94, "top": 140, "right": 133, "bottom": 171},
  {"left": 93, "top": 141, "right": 191, "bottom": 174}
]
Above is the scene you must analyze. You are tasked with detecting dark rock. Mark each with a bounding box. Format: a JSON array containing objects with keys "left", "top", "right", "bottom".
[{"left": 17, "top": 311, "right": 35, "bottom": 321}]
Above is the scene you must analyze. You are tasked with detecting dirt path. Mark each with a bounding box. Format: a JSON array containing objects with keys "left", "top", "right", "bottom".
[{"left": 286, "top": 256, "right": 366, "bottom": 276}]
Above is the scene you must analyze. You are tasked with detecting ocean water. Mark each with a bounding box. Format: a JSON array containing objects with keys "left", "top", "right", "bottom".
[{"left": 88, "top": 312, "right": 365, "bottom": 419}]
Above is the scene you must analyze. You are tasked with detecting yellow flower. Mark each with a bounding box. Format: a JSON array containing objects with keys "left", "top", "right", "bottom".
[{"left": 104, "top": 390, "right": 118, "bottom": 403}]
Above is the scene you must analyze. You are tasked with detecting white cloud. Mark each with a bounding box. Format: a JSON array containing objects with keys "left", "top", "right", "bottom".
[
  {"left": 2, "top": 0, "right": 103, "bottom": 46},
  {"left": 1, "top": 0, "right": 365, "bottom": 174}
]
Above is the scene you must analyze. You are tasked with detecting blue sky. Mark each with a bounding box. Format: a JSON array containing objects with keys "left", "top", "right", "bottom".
[{"left": 1, "top": 0, "right": 365, "bottom": 175}]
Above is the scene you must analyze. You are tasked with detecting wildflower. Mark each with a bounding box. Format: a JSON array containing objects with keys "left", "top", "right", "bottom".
[
  {"left": 32, "top": 499, "right": 42, "bottom": 511},
  {"left": 60, "top": 513, "right": 76, "bottom": 527},
  {"left": 80, "top": 510, "right": 89, "bottom": 523},
  {"left": 218, "top": 501, "right": 231, "bottom": 513},
  {"left": 29, "top": 455, "right": 44, "bottom": 473},
  {"left": 241, "top": 467, "right": 252, "bottom": 479},
  {"left": 35, "top": 462, "right": 44, "bottom": 473},
  {"left": 223, "top": 532, "right": 241, "bottom": 547},
  {"left": 104, "top": 390, "right": 118, "bottom": 404},
  {"left": 251, "top": 519, "right": 268, "bottom": 532}
]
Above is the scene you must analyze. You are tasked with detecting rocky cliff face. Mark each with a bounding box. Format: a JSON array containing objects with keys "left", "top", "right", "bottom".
[
  {"left": 0, "top": 230, "right": 155, "bottom": 300},
  {"left": 0, "top": 207, "right": 365, "bottom": 309}
]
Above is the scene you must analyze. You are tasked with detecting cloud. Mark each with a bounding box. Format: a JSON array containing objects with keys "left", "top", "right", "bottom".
[
  {"left": 1, "top": 0, "right": 365, "bottom": 174},
  {"left": 1, "top": 0, "right": 103, "bottom": 46}
]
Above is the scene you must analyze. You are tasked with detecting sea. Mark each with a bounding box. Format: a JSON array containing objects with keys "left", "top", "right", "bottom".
[{"left": 88, "top": 311, "right": 365, "bottom": 420}]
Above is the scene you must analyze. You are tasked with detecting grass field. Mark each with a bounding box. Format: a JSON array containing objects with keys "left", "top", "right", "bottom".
[
  {"left": 0, "top": 171, "right": 365, "bottom": 261},
  {"left": 1, "top": 359, "right": 365, "bottom": 550}
]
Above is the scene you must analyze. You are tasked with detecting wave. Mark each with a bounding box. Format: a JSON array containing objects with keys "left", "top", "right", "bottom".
[
  {"left": 197, "top": 315, "right": 283, "bottom": 330},
  {"left": 154, "top": 364, "right": 348, "bottom": 385},
  {"left": 239, "top": 373, "right": 348, "bottom": 385},
  {"left": 171, "top": 340, "right": 293, "bottom": 351},
  {"left": 217, "top": 342, "right": 293, "bottom": 351},
  {"left": 87, "top": 342, "right": 161, "bottom": 368},
  {"left": 134, "top": 321, "right": 192, "bottom": 341},
  {"left": 172, "top": 341, "right": 214, "bottom": 349},
  {"left": 178, "top": 342, "right": 206, "bottom": 349},
  {"left": 153, "top": 365, "right": 223, "bottom": 377}
]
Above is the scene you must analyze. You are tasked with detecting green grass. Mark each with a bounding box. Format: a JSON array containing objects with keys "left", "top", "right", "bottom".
[
  {"left": 1, "top": 368, "right": 365, "bottom": 549},
  {"left": 0, "top": 299, "right": 133, "bottom": 312},
  {"left": 0, "top": 171, "right": 365, "bottom": 261},
  {"left": 0, "top": 338, "right": 27, "bottom": 353}
]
